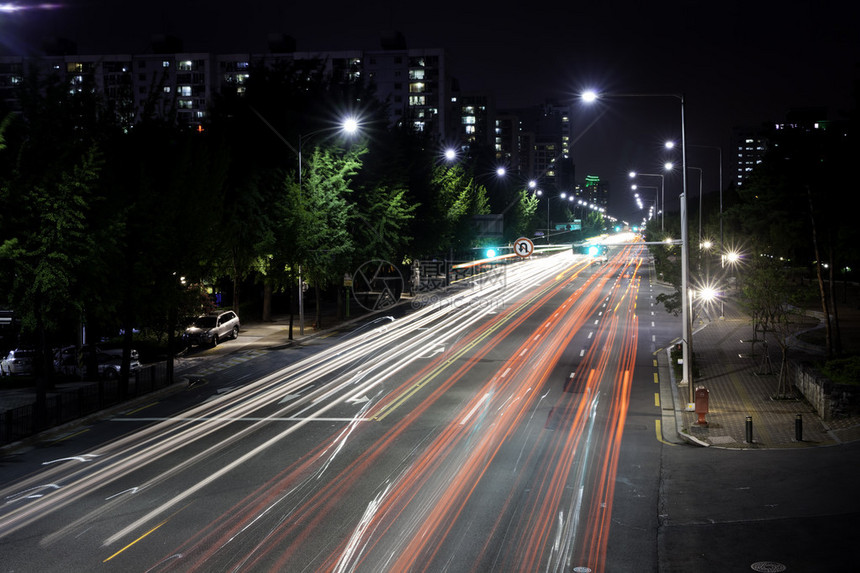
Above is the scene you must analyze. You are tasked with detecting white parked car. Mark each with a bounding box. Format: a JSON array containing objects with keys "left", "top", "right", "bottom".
[
  {"left": 1, "top": 348, "right": 35, "bottom": 376},
  {"left": 183, "top": 310, "right": 240, "bottom": 347}
]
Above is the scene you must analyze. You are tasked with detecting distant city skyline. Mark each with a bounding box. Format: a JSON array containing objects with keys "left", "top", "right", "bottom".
[{"left": 2, "top": 0, "right": 857, "bottom": 222}]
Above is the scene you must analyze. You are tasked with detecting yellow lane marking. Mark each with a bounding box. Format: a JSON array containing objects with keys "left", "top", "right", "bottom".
[
  {"left": 655, "top": 420, "right": 676, "bottom": 446},
  {"left": 103, "top": 503, "right": 191, "bottom": 562},
  {"left": 125, "top": 402, "right": 158, "bottom": 416},
  {"left": 654, "top": 393, "right": 660, "bottom": 407},
  {"left": 103, "top": 519, "right": 168, "bottom": 562},
  {"left": 52, "top": 429, "right": 89, "bottom": 444}
]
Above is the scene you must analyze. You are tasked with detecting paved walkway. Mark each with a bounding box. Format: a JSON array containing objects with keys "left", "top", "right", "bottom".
[{"left": 657, "top": 298, "right": 860, "bottom": 448}]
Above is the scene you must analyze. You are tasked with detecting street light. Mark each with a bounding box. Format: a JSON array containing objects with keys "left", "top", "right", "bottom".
[
  {"left": 631, "top": 184, "right": 659, "bottom": 220},
  {"left": 669, "top": 141, "right": 723, "bottom": 262},
  {"left": 686, "top": 166, "right": 703, "bottom": 247},
  {"left": 296, "top": 118, "right": 362, "bottom": 335},
  {"left": 251, "top": 108, "right": 362, "bottom": 337},
  {"left": 537, "top": 191, "right": 574, "bottom": 244},
  {"left": 629, "top": 171, "right": 665, "bottom": 231},
  {"left": 582, "top": 89, "right": 693, "bottom": 401}
]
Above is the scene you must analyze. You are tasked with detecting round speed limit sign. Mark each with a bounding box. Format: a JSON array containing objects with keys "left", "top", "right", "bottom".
[{"left": 514, "top": 237, "right": 534, "bottom": 257}]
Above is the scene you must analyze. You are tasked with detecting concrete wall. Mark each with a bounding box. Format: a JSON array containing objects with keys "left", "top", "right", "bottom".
[{"left": 790, "top": 360, "right": 859, "bottom": 420}]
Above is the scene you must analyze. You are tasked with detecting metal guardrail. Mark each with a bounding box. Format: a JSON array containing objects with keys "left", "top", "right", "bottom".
[{"left": 0, "top": 363, "right": 173, "bottom": 447}]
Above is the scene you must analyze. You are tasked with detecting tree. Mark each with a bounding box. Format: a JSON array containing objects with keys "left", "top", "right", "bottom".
[
  {"left": 503, "top": 189, "right": 540, "bottom": 243},
  {"left": 741, "top": 257, "right": 813, "bottom": 397},
  {"left": 0, "top": 68, "right": 118, "bottom": 425},
  {"left": 296, "top": 145, "right": 363, "bottom": 327},
  {"left": 426, "top": 163, "right": 491, "bottom": 257}
]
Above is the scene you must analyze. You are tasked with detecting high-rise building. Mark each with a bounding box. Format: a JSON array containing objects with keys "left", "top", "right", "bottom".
[
  {"left": 494, "top": 101, "right": 575, "bottom": 192},
  {"left": 0, "top": 35, "right": 453, "bottom": 139}
]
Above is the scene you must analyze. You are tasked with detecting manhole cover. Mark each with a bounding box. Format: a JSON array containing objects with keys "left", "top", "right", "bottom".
[{"left": 751, "top": 562, "right": 786, "bottom": 572}]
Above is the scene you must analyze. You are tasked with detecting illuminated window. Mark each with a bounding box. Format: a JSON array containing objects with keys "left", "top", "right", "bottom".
[
  {"left": 162, "top": 61, "right": 170, "bottom": 68},
  {"left": 179, "top": 86, "right": 191, "bottom": 96},
  {"left": 409, "top": 69, "right": 425, "bottom": 80},
  {"left": 462, "top": 116, "right": 476, "bottom": 125},
  {"left": 409, "top": 82, "right": 424, "bottom": 93},
  {"left": 178, "top": 60, "right": 193, "bottom": 71},
  {"left": 409, "top": 95, "right": 425, "bottom": 106}
]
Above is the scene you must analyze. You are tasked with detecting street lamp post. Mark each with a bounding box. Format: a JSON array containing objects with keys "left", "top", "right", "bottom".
[
  {"left": 582, "top": 90, "right": 693, "bottom": 401},
  {"left": 686, "top": 166, "right": 703, "bottom": 248},
  {"left": 296, "top": 119, "right": 359, "bottom": 335},
  {"left": 250, "top": 107, "right": 359, "bottom": 337},
  {"left": 537, "top": 191, "right": 573, "bottom": 244},
  {"left": 629, "top": 171, "right": 665, "bottom": 231},
  {"left": 631, "top": 184, "right": 659, "bottom": 219}
]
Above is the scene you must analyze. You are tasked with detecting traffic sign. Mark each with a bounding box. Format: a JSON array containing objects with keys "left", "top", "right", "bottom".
[{"left": 514, "top": 237, "right": 534, "bottom": 257}]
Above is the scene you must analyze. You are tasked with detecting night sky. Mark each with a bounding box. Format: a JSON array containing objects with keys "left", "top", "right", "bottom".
[{"left": 2, "top": 0, "right": 858, "bottom": 223}]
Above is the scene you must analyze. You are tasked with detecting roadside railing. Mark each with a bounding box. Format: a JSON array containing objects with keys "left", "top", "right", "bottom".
[{"left": 1, "top": 363, "right": 174, "bottom": 447}]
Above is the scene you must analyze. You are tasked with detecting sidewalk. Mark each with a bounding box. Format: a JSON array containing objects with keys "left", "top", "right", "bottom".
[
  {"left": 658, "top": 298, "right": 860, "bottom": 448},
  {"left": 0, "top": 309, "right": 367, "bottom": 415}
]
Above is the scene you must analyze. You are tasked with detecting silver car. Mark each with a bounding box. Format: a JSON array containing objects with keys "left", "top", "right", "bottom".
[
  {"left": 54, "top": 347, "right": 141, "bottom": 380},
  {"left": 183, "top": 310, "right": 240, "bottom": 347},
  {"left": 0, "top": 348, "right": 35, "bottom": 376}
]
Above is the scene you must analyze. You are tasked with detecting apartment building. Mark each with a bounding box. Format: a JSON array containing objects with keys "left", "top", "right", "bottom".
[{"left": 0, "top": 36, "right": 451, "bottom": 139}]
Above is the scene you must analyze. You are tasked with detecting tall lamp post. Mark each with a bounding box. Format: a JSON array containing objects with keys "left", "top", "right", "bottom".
[
  {"left": 296, "top": 119, "right": 359, "bottom": 335},
  {"left": 686, "top": 166, "right": 703, "bottom": 247},
  {"left": 582, "top": 90, "right": 693, "bottom": 400},
  {"left": 536, "top": 190, "right": 573, "bottom": 244},
  {"left": 629, "top": 171, "right": 665, "bottom": 231},
  {"left": 250, "top": 108, "right": 360, "bottom": 336},
  {"left": 631, "top": 184, "right": 659, "bottom": 220},
  {"left": 670, "top": 142, "right": 723, "bottom": 260}
]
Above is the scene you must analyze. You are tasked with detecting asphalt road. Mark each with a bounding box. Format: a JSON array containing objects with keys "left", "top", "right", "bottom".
[{"left": 4, "top": 240, "right": 852, "bottom": 572}]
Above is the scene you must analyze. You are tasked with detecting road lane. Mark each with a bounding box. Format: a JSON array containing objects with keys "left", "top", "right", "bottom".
[{"left": 0, "top": 241, "right": 669, "bottom": 572}]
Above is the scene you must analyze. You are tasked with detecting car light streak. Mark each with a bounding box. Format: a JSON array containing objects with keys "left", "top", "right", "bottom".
[
  {"left": 148, "top": 255, "right": 598, "bottom": 570},
  {"left": 0, "top": 247, "right": 655, "bottom": 572},
  {"left": 0, "top": 258, "right": 577, "bottom": 541}
]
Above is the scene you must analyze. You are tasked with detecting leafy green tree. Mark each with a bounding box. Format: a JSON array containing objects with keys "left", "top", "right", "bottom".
[
  {"left": 426, "top": 163, "right": 491, "bottom": 256},
  {"left": 503, "top": 189, "right": 540, "bottom": 243},
  {"left": 741, "top": 257, "right": 813, "bottom": 397},
  {"left": 0, "top": 68, "right": 119, "bottom": 424},
  {"left": 296, "top": 145, "right": 363, "bottom": 327},
  {"left": 103, "top": 121, "right": 228, "bottom": 390},
  {"left": 352, "top": 183, "right": 416, "bottom": 262}
]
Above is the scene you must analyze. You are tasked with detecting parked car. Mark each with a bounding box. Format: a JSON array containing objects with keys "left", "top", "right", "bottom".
[
  {"left": 1, "top": 348, "right": 36, "bottom": 376},
  {"left": 183, "top": 310, "right": 240, "bottom": 347},
  {"left": 53, "top": 345, "right": 141, "bottom": 380},
  {"left": 54, "top": 345, "right": 139, "bottom": 365}
]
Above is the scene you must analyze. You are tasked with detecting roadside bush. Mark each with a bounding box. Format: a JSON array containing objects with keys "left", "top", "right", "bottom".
[{"left": 821, "top": 355, "right": 860, "bottom": 386}]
